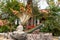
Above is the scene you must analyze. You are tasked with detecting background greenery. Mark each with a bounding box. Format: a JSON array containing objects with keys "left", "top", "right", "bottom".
[
  {"left": 0, "top": 0, "right": 20, "bottom": 32},
  {"left": 0, "top": 0, "right": 60, "bottom": 36}
]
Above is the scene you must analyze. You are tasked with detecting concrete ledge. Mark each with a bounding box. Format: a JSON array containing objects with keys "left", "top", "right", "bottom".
[
  {"left": 0, "top": 33, "right": 53, "bottom": 40},
  {"left": 27, "top": 33, "right": 53, "bottom": 40}
]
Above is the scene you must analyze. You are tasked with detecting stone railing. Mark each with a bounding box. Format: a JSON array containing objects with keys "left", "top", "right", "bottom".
[
  {"left": 27, "top": 33, "right": 53, "bottom": 40},
  {"left": 0, "top": 33, "right": 53, "bottom": 40}
]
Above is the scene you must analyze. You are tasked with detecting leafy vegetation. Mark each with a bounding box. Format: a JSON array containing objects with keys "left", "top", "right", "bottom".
[
  {"left": 40, "top": 1, "right": 60, "bottom": 36},
  {"left": 0, "top": 0, "right": 20, "bottom": 32},
  {"left": 0, "top": 0, "right": 60, "bottom": 36}
]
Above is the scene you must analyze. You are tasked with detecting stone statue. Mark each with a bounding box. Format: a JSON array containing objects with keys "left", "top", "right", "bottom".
[{"left": 4, "top": 23, "right": 27, "bottom": 40}]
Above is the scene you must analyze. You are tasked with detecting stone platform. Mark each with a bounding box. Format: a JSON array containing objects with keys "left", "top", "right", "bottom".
[
  {"left": 0, "top": 33, "right": 53, "bottom": 40},
  {"left": 27, "top": 33, "right": 53, "bottom": 40}
]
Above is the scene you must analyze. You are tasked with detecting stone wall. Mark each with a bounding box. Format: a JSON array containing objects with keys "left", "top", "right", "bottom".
[
  {"left": 0, "top": 33, "right": 53, "bottom": 40},
  {"left": 27, "top": 33, "right": 53, "bottom": 40}
]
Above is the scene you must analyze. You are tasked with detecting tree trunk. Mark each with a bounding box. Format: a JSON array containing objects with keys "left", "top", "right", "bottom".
[{"left": 27, "top": 0, "right": 32, "bottom": 4}]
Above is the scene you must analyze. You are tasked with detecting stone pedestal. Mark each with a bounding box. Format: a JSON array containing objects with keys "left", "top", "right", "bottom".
[
  {"left": 0, "top": 33, "right": 53, "bottom": 40},
  {"left": 27, "top": 33, "right": 53, "bottom": 40}
]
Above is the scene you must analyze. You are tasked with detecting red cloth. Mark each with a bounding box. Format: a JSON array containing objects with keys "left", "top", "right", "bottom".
[{"left": 26, "top": 25, "right": 35, "bottom": 29}]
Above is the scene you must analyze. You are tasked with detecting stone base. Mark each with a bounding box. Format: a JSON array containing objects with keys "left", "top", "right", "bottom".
[
  {"left": 0, "top": 33, "right": 53, "bottom": 40},
  {"left": 27, "top": 33, "right": 53, "bottom": 40}
]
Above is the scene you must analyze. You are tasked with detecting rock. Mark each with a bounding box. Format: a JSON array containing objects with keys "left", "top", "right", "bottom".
[
  {"left": 27, "top": 33, "right": 53, "bottom": 40},
  {"left": 0, "top": 33, "right": 53, "bottom": 40},
  {"left": 16, "top": 24, "right": 24, "bottom": 31},
  {"left": 10, "top": 33, "right": 27, "bottom": 40},
  {"left": 10, "top": 24, "right": 27, "bottom": 40}
]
